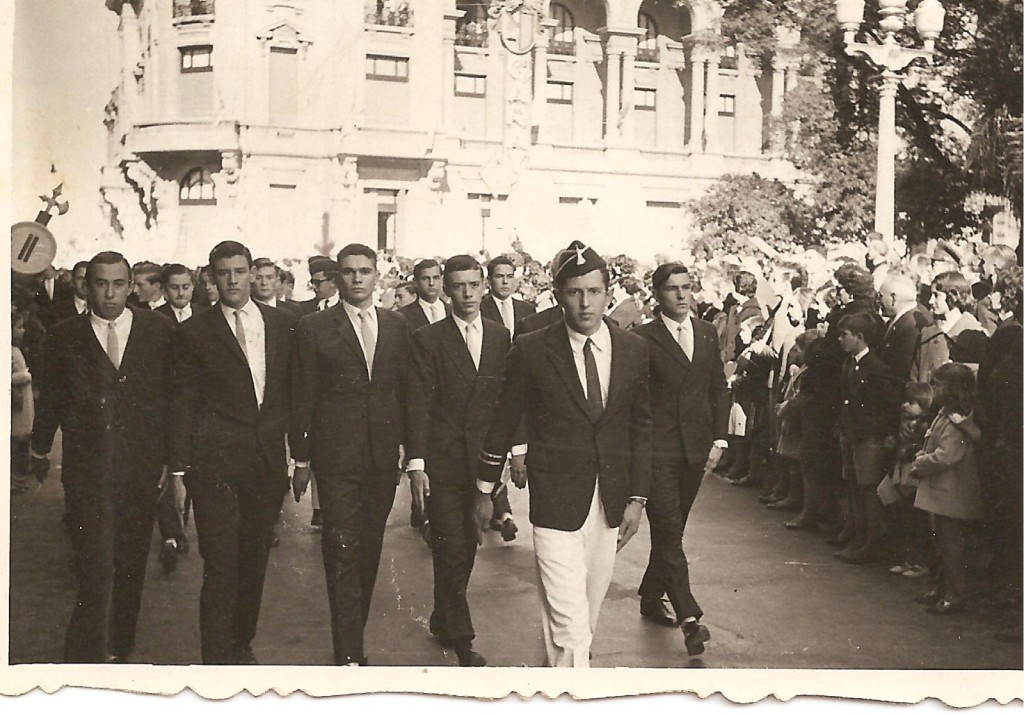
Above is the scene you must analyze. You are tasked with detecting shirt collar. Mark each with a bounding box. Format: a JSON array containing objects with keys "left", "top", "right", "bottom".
[
  {"left": 73, "top": 295, "right": 88, "bottom": 313},
  {"left": 419, "top": 297, "right": 442, "bottom": 315},
  {"left": 854, "top": 346, "right": 870, "bottom": 362},
  {"left": 566, "top": 320, "right": 611, "bottom": 354},
  {"left": 891, "top": 304, "right": 916, "bottom": 325},
  {"left": 660, "top": 312, "right": 691, "bottom": 334},
  {"left": 148, "top": 296, "right": 166, "bottom": 310},
  {"left": 452, "top": 312, "right": 482, "bottom": 333},
  {"left": 89, "top": 306, "right": 133, "bottom": 329},
  {"left": 343, "top": 300, "right": 375, "bottom": 322},
  {"left": 258, "top": 296, "right": 278, "bottom": 308},
  {"left": 220, "top": 298, "right": 255, "bottom": 321}
]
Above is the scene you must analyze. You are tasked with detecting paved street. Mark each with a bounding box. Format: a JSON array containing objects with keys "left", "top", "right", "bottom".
[{"left": 8, "top": 438, "right": 1021, "bottom": 669}]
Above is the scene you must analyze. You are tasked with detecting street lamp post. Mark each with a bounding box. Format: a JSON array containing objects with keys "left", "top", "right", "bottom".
[{"left": 835, "top": 0, "right": 946, "bottom": 251}]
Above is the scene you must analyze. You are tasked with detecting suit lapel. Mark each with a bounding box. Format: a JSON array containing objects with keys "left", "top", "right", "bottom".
[
  {"left": 77, "top": 314, "right": 118, "bottom": 376},
  {"left": 602, "top": 324, "right": 628, "bottom": 418},
  {"left": 651, "top": 317, "right": 690, "bottom": 367},
  {"left": 544, "top": 322, "right": 593, "bottom": 422},
  {"left": 480, "top": 319, "right": 506, "bottom": 376},
  {"left": 333, "top": 305, "right": 369, "bottom": 373},
  {"left": 210, "top": 303, "right": 250, "bottom": 367},
  {"left": 258, "top": 303, "right": 280, "bottom": 389},
  {"left": 440, "top": 318, "right": 477, "bottom": 382},
  {"left": 117, "top": 308, "right": 145, "bottom": 377}
]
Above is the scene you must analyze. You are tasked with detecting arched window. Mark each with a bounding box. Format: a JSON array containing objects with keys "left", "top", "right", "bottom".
[
  {"left": 179, "top": 167, "right": 216, "bottom": 204},
  {"left": 637, "top": 11, "right": 659, "bottom": 62},
  {"left": 549, "top": 3, "right": 575, "bottom": 55}
]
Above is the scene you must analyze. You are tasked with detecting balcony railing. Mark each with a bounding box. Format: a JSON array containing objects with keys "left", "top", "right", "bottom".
[
  {"left": 455, "top": 23, "right": 488, "bottom": 48},
  {"left": 636, "top": 46, "right": 659, "bottom": 63},
  {"left": 548, "top": 39, "right": 575, "bottom": 56},
  {"left": 173, "top": 0, "right": 214, "bottom": 18},
  {"left": 365, "top": 2, "right": 413, "bottom": 27}
]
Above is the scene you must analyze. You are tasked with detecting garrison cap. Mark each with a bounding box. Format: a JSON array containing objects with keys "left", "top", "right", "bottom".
[{"left": 553, "top": 240, "right": 606, "bottom": 283}]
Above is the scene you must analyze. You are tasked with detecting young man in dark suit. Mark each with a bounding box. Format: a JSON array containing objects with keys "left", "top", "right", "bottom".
[
  {"left": 406, "top": 255, "right": 512, "bottom": 667},
  {"left": 476, "top": 240, "right": 652, "bottom": 668},
  {"left": 631, "top": 263, "right": 729, "bottom": 656},
  {"left": 155, "top": 263, "right": 198, "bottom": 326},
  {"left": 835, "top": 312, "right": 901, "bottom": 564},
  {"left": 398, "top": 258, "right": 452, "bottom": 534},
  {"left": 252, "top": 257, "right": 303, "bottom": 317},
  {"left": 168, "top": 241, "right": 297, "bottom": 665},
  {"left": 34, "top": 263, "right": 75, "bottom": 327},
  {"left": 291, "top": 243, "right": 412, "bottom": 667},
  {"left": 47, "top": 261, "right": 90, "bottom": 324},
  {"left": 31, "top": 251, "right": 174, "bottom": 663},
  {"left": 298, "top": 255, "right": 341, "bottom": 316}
]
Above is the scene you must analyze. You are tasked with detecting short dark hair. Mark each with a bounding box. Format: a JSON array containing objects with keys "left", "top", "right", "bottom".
[
  {"left": 651, "top": 262, "right": 690, "bottom": 293},
  {"left": 413, "top": 258, "right": 441, "bottom": 279},
  {"left": 396, "top": 281, "right": 416, "bottom": 295},
  {"left": 86, "top": 251, "right": 132, "bottom": 282},
  {"left": 931, "top": 362, "right": 975, "bottom": 416},
  {"left": 487, "top": 255, "right": 516, "bottom": 277},
  {"left": 837, "top": 312, "right": 878, "bottom": 345},
  {"left": 734, "top": 271, "right": 758, "bottom": 297},
  {"left": 133, "top": 261, "right": 162, "bottom": 285},
  {"left": 161, "top": 263, "right": 192, "bottom": 285},
  {"left": 443, "top": 255, "right": 483, "bottom": 286},
  {"left": 208, "top": 241, "right": 253, "bottom": 269},
  {"left": 337, "top": 243, "right": 377, "bottom": 264},
  {"left": 72, "top": 260, "right": 89, "bottom": 275},
  {"left": 279, "top": 269, "right": 295, "bottom": 286},
  {"left": 253, "top": 257, "right": 278, "bottom": 271},
  {"left": 553, "top": 266, "right": 610, "bottom": 291}
]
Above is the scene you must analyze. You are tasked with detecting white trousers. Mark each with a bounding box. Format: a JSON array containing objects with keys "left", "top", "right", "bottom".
[{"left": 532, "top": 484, "right": 618, "bottom": 668}]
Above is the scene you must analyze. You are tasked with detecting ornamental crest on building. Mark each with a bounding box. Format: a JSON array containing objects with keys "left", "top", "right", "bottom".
[{"left": 489, "top": 0, "right": 543, "bottom": 55}]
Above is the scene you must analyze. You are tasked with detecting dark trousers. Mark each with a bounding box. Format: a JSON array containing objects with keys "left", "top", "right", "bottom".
[
  {"left": 64, "top": 479, "right": 158, "bottom": 662},
  {"left": 317, "top": 470, "right": 397, "bottom": 665},
  {"left": 930, "top": 513, "right": 970, "bottom": 604},
  {"left": 189, "top": 473, "right": 284, "bottom": 664},
  {"left": 639, "top": 457, "right": 705, "bottom": 621},
  {"left": 427, "top": 481, "right": 479, "bottom": 643}
]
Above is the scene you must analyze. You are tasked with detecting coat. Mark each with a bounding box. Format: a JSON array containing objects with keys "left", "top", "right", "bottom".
[
  {"left": 478, "top": 319, "right": 652, "bottom": 531},
  {"left": 480, "top": 294, "right": 536, "bottom": 334},
  {"left": 406, "top": 317, "right": 510, "bottom": 484},
  {"left": 913, "top": 411, "right": 983, "bottom": 520},
  {"left": 398, "top": 299, "right": 452, "bottom": 333}
]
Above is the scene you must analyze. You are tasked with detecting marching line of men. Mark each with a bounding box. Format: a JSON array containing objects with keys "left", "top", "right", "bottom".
[{"left": 30, "top": 238, "right": 725, "bottom": 667}]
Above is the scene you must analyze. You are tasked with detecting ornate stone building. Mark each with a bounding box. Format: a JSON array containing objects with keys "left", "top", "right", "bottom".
[{"left": 100, "top": 0, "right": 802, "bottom": 267}]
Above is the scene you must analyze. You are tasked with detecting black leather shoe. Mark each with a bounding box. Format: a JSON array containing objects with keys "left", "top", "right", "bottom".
[
  {"left": 682, "top": 620, "right": 711, "bottom": 656},
  {"left": 234, "top": 643, "right": 259, "bottom": 665},
  {"left": 456, "top": 645, "right": 487, "bottom": 667},
  {"left": 160, "top": 541, "right": 178, "bottom": 574},
  {"left": 640, "top": 597, "right": 677, "bottom": 627},
  {"left": 500, "top": 518, "right": 518, "bottom": 542}
]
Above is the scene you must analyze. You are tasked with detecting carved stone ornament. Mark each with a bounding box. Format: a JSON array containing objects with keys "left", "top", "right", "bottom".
[{"left": 489, "top": 0, "right": 543, "bottom": 55}]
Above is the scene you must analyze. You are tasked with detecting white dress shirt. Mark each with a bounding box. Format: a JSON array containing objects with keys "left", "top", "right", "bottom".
[
  {"left": 89, "top": 308, "right": 133, "bottom": 369},
  {"left": 493, "top": 295, "right": 516, "bottom": 333},
  {"left": 566, "top": 321, "right": 611, "bottom": 406},
  {"left": 257, "top": 296, "right": 279, "bottom": 309},
  {"left": 173, "top": 304, "right": 193, "bottom": 323},
  {"left": 420, "top": 298, "right": 445, "bottom": 324},
  {"left": 660, "top": 313, "right": 694, "bottom": 361},
  {"left": 220, "top": 300, "right": 267, "bottom": 407},
  {"left": 452, "top": 313, "right": 483, "bottom": 369},
  {"left": 854, "top": 346, "right": 869, "bottom": 363},
  {"left": 318, "top": 294, "right": 340, "bottom": 312},
  {"left": 73, "top": 296, "right": 88, "bottom": 315},
  {"left": 148, "top": 296, "right": 167, "bottom": 310},
  {"left": 342, "top": 301, "right": 377, "bottom": 369}
]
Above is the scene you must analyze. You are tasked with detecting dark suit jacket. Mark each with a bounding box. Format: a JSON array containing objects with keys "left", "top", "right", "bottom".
[
  {"left": 479, "top": 319, "right": 652, "bottom": 531},
  {"left": 34, "top": 278, "right": 75, "bottom": 327},
  {"left": 840, "top": 350, "right": 901, "bottom": 441},
  {"left": 291, "top": 305, "right": 411, "bottom": 475},
  {"left": 47, "top": 299, "right": 84, "bottom": 325},
  {"left": 513, "top": 305, "right": 562, "bottom": 340},
  {"left": 279, "top": 299, "right": 304, "bottom": 317},
  {"left": 877, "top": 308, "right": 929, "bottom": 382},
  {"left": 169, "top": 302, "right": 296, "bottom": 492},
  {"left": 632, "top": 316, "right": 730, "bottom": 465},
  {"left": 399, "top": 299, "right": 453, "bottom": 333},
  {"left": 407, "top": 317, "right": 511, "bottom": 485},
  {"left": 480, "top": 295, "right": 535, "bottom": 333},
  {"left": 32, "top": 308, "right": 174, "bottom": 491}
]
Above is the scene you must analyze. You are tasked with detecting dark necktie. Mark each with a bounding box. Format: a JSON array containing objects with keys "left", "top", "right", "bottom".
[{"left": 583, "top": 338, "right": 603, "bottom": 419}]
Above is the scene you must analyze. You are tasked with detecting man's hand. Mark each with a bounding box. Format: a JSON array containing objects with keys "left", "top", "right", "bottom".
[
  {"left": 704, "top": 445, "right": 725, "bottom": 477},
  {"left": 31, "top": 454, "right": 50, "bottom": 484},
  {"left": 617, "top": 500, "right": 644, "bottom": 552},
  {"left": 472, "top": 491, "right": 493, "bottom": 545},
  {"left": 293, "top": 465, "right": 312, "bottom": 503},
  {"left": 409, "top": 470, "right": 430, "bottom": 515},
  {"left": 509, "top": 454, "right": 527, "bottom": 489}
]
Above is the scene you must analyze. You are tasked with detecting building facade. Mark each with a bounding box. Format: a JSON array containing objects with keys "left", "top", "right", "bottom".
[{"left": 100, "top": 0, "right": 803, "bottom": 268}]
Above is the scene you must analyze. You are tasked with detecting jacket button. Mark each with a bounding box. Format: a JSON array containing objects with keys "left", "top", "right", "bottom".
[
  {"left": 119, "top": 376, "right": 127, "bottom": 384},
  {"left": 844, "top": 399, "right": 849, "bottom": 405}
]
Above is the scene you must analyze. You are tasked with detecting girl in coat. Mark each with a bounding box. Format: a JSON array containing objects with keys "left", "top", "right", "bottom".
[
  {"left": 11, "top": 310, "right": 34, "bottom": 495},
  {"left": 912, "top": 363, "right": 983, "bottom": 615}
]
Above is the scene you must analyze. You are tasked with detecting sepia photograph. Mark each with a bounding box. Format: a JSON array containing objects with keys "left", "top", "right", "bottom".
[{"left": 3, "top": 0, "right": 1022, "bottom": 704}]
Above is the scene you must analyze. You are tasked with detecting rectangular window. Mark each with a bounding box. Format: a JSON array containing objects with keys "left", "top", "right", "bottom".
[
  {"left": 269, "top": 47, "right": 299, "bottom": 125},
  {"left": 719, "top": 94, "right": 736, "bottom": 116},
  {"left": 635, "top": 87, "right": 656, "bottom": 110},
  {"left": 365, "top": 54, "right": 409, "bottom": 82},
  {"left": 454, "top": 73, "right": 486, "bottom": 97},
  {"left": 646, "top": 200, "right": 681, "bottom": 209},
  {"left": 547, "top": 81, "right": 573, "bottom": 104},
  {"left": 181, "top": 46, "right": 213, "bottom": 72}
]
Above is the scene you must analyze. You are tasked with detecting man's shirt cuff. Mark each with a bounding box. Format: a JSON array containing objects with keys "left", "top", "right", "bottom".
[
  {"left": 476, "top": 479, "right": 495, "bottom": 495},
  {"left": 713, "top": 439, "right": 728, "bottom": 449},
  {"left": 30, "top": 448, "right": 49, "bottom": 460},
  {"left": 510, "top": 444, "right": 527, "bottom": 457},
  {"left": 405, "top": 458, "right": 425, "bottom": 472}
]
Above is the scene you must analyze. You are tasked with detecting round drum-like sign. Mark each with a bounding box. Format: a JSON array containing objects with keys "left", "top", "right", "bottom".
[{"left": 11, "top": 221, "right": 57, "bottom": 275}]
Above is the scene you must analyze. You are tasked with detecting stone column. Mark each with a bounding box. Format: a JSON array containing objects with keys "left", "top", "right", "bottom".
[
  {"left": 703, "top": 54, "right": 721, "bottom": 153},
  {"left": 533, "top": 18, "right": 556, "bottom": 145},
  {"left": 769, "top": 60, "right": 786, "bottom": 153},
  {"left": 619, "top": 38, "right": 638, "bottom": 145},
  {"left": 687, "top": 53, "right": 705, "bottom": 152},
  {"left": 604, "top": 45, "right": 622, "bottom": 146},
  {"left": 736, "top": 49, "right": 762, "bottom": 155}
]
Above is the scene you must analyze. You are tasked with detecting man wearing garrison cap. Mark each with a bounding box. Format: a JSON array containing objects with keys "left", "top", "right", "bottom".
[
  {"left": 475, "top": 240, "right": 652, "bottom": 667},
  {"left": 299, "top": 256, "right": 341, "bottom": 317}
]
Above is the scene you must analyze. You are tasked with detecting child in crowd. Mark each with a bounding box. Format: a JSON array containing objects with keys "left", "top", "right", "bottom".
[
  {"left": 770, "top": 330, "right": 819, "bottom": 512},
  {"left": 11, "top": 310, "right": 34, "bottom": 495},
  {"left": 912, "top": 363, "right": 983, "bottom": 615},
  {"left": 882, "top": 382, "right": 934, "bottom": 578}
]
